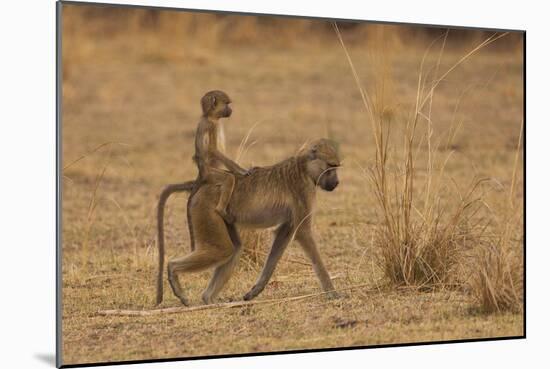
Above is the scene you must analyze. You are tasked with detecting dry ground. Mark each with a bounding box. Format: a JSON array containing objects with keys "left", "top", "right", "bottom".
[{"left": 61, "top": 9, "right": 524, "bottom": 366}]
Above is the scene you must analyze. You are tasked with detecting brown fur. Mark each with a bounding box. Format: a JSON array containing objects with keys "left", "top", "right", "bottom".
[
  {"left": 194, "top": 90, "right": 248, "bottom": 222},
  {"left": 156, "top": 139, "right": 341, "bottom": 305}
]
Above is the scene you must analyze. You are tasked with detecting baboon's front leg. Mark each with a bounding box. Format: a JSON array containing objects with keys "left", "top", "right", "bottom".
[
  {"left": 243, "top": 223, "right": 292, "bottom": 300},
  {"left": 295, "top": 228, "right": 338, "bottom": 298}
]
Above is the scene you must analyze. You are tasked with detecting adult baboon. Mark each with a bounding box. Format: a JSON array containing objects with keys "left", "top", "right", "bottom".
[{"left": 156, "top": 139, "right": 341, "bottom": 306}]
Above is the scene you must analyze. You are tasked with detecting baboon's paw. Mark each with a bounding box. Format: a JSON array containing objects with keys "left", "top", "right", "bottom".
[
  {"left": 177, "top": 295, "right": 189, "bottom": 306},
  {"left": 326, "top": 291, "right": 342, "bottom": 300},
  {"left": 201, "top": 293, "right": 214, "bottom": 305}
]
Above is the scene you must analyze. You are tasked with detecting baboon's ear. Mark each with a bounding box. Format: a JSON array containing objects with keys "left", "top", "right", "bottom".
[{"left": 201, "top": 94, "right": 217, "bottom": 115}]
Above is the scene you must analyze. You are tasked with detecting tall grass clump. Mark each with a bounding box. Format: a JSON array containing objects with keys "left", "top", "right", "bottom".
[
  {"left": 471, "top": 238, "right": 523, "bottom": 313},
  {"left": 334, "top": 24, "right": 511, "bottom": 289},
  {"left": 469, "top": 123, "right": 523, "bottom": 313}
]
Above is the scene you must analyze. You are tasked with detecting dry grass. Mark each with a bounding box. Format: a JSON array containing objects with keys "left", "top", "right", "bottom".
[
  {"left": 469, "top": 122, "right": 524, "bottom": 313},
  {"left": 60, "top": 4, "right": 524, "bottom": 366},
  {"left": 335, "top": 25, "right": 524, "bottom": 310},
  {"left": 334, "top": 26, "right": 510, "bottom": 290},
  {"left": 471, "top": 240, "right": 523, "bottom": 313}
]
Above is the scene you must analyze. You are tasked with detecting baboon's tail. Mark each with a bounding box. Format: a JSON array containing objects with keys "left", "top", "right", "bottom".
[{"left": 156, "top": 181, "right": 196, "bottom": 305}]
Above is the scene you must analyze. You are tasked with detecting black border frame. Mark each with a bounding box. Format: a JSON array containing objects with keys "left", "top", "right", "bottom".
[{"left": 56, "top": 1, "right": 526, "bottom": 367}]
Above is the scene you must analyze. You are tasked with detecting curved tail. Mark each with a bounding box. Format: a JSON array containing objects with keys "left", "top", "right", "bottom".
[{"left": 156, "top": 181, "right": 196, "bottom": 305}]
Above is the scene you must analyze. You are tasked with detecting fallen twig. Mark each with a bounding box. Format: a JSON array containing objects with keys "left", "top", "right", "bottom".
[{"left": 97, "top": 283, "right": 378, "bottom": 317}]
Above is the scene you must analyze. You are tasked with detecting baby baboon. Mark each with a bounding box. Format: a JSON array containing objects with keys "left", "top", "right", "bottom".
[
  {"left": 156, "top": 139, "right": 341, "bottom": 306},
  {"left": 194, "top": 90, "right": 249, "bottom": 223}
]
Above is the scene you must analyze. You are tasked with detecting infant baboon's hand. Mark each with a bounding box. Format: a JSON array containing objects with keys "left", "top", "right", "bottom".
[{"left": 247, "top": 167, "right": 261, "bottom": 175}]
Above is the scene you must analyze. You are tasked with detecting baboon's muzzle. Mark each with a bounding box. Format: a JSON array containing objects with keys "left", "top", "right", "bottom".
[
  {"left": 223, "top": 106, "right": 232, "bottom": 117},
  {"left": 321, "top": 176, "right": 339, "bottom": 192}
]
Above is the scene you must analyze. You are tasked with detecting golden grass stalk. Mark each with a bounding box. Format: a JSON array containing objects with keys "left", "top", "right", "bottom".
[
  {"left": 334, "top": 24, "right": 510, "bottom": 289},
  {"left": 81, "top": 145, "right": 114, "bottom": 267},
  {"left": 235, "top": 121, "right": 262, "bottom": 164},
  {"left": 239, "top": 229, "right": 270, "bottom": 271}
]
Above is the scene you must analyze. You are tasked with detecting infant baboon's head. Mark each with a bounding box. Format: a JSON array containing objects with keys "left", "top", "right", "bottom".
[{"left": 201, "top": 90, "right": 232, "bottom": 119}]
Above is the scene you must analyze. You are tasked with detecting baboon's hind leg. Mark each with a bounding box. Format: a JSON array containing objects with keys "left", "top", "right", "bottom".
[
  {"left": 168, "top": 248, "right": 232, "bottom": 305},
  {"left": 202, "top": 223, "right": 242, "bottom": 304},
  {"left": 213, "top": 171, "right": 236, "bottom": 224}
]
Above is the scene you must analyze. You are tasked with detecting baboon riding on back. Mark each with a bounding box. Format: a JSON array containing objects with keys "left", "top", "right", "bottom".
[{"left": 156, "top": 90, "right": 341, "bottom": 306}]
